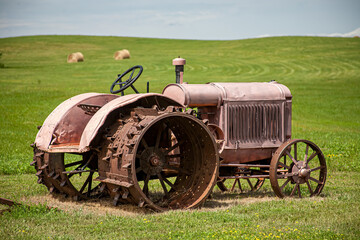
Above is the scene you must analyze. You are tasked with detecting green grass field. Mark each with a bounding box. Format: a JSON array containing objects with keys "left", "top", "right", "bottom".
[{"left": 0, "top": 35, "right": 359, "bottom": 239}]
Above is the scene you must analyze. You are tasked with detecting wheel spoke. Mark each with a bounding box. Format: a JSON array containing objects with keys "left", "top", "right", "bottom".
[
  {"left": 297, "top": 184, "right": 302, "bottom": 198},
  {"left": 79, "top": 172, "right": 93, "bottom": 194},
  {"left": 164, "top": 163, "right": 191, "bottom": 175},
  {"left": 64, "top": 160, "right": 83, "bottom": 169},
  {"left": 246, "top": 178, "right": 254, "bottom": 191},
  {"left": 309, "top": 166, "right": 322, "bottom": 172},
  {"left": 155, "top": 127, "right": 162, "bottom": 149},
  {"left": 157, "top": 173, "right": 169, "bottom": 198},
  {"left": 290, "top": 183, "right": 299, "bottom": 197},
  {"left": 277, "top": 172, "right": 294, "bottom": 178},
  {"left": 231, "top": 179, "right": 238, "bottom": 192},
  {"left": 304, "top": 144, "right": 309, "bottom": 162},
  {"left": 87, "top": 172, "right": 94, "bottom": 196},
  {"left": 280, "top": 178, "right": 291, "bottom": 191},
  {"left": 143, "top": 174, "right": 151, "bottom": 196},
  {"left": 64, "top": 164, "right": 85, "bottom": 178},
  {"left": 80, "top": 154, "right": 95, "bottom": 171},
  {"left": 309, "top": 176, "right": 323, "bottom": 185},
  {"left": 306, "top": 151, "right": 318, "bottom": 164},
  {"left": 162, "top": 176, "right": 178, "bottom": 191},
  {"left": 278, "top": 161, "right": 290, "bottom": 169},
  {"left": 164, "top": 141, "right": 183, "bottom": 154},
  {"left": 285, "top": 150, "right": 298, "bottom": 165},
  {"left": 306, "top": 180, "right": 314, "bottom": 195},
  {"left": 67, "top": 168, "right": 86, "bottom": 178},
  {"left": 136, "top": 167, "right": 142, "bottom": 173},
  {"left": 294, "top": 143, "right": 298, "bottom": 161}
]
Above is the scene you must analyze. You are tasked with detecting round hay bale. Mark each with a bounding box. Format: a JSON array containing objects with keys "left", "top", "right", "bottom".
[
  {"left": 114, "top": 49, "right": 130, "bottom": 60},
  {"left": 67, "top": 52, "right": 84, "bottom": 63}
]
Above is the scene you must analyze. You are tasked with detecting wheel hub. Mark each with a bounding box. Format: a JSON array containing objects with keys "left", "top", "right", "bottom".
[
  {"left": 291, "top": 161, "right": 310, "bottom": 184},
  {"left": 149, "top": 155, "right": 161, "bottom": 166},
  {"left": 299, "top": 168, "right": 309, "bottom": 178},
  {"left": 139, "top": 147, "right": 166, "bottom": 176}
]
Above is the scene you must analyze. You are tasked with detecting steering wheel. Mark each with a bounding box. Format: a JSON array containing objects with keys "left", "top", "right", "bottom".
[{"left": 110, "top": 65, "right": 143, "bottom": 95}]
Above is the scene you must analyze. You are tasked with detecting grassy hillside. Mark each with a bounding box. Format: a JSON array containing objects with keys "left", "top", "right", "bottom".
[
  {"left": 0, "top": 35, "right": 359, "bottom": 174},
  {"left": 0, "top": 35, "right": 359, "bottom": 239}
]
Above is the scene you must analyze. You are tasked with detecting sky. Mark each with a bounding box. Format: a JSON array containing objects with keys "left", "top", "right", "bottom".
[{"left": 0, "top": 0, "right": 359, "bottom": 40}]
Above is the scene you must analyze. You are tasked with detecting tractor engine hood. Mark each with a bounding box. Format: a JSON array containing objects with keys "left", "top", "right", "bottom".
[{"left": 162, "top": 81, "right": 292, "bottom": 107}]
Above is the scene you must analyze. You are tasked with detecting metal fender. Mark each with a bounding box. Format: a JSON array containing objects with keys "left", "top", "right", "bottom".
[
  {"left": 34, "top": 93, "right": 119, "bottom": 152},
  {"left": 78, "top": 93, "right": 184, "bottom": 152}
]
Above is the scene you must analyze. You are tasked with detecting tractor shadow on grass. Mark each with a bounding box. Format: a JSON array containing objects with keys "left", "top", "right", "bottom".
[
  {"left": 202, "top": 188, "right": 276, "bottom": 210},
  {"left": 26, "top": 187, "right": 286, "bottom": 215}
]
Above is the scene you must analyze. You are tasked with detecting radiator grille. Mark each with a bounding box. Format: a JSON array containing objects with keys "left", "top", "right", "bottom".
[{"left": 228, "top": 104, "right": 282, "bottom": 143}]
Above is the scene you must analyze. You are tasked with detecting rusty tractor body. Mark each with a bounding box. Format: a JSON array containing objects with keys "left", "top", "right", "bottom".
[{"left": 31, "top": 58, "right": 327, "bottom": 211}]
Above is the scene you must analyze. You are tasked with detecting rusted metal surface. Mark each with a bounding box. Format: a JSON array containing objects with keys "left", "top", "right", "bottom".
[
  {"left": 35, "top": 93, "right": 119, "bottom": 152},
  {"left": 34, "top": 93, "right": 182, "bottom": 154},
  {"left": 162, "top": 81, "right": 291, "bottom": 106},
  {"left": 97, "top": 109, "right": 219, "bottom": 210},
  {"left": 31, "top": 58, "right": 327, "bottom": 211},
  {"left": 163, "top": 83, "right": 224, "bottom": 107},
  {"left": 163, "top": 81, "right": 292, "bottom": 165},
  {"left": 31, "top": 148, "right": 104, "bottom": 201},
  {"left": 79, "top": 93, "right": 183, "bottom": 153},
  {"left": 172, "top": 57, "right": 186, "bottom": 84}
]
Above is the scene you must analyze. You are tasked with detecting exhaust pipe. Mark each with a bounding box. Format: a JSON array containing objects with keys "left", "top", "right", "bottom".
[{"left": 172, "top": 57, "right": 186, "bottom": 84}]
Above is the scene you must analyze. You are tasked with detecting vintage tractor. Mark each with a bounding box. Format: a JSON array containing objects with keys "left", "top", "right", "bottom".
[{"left": 31, "top": 57, "right": 327, "bottom": 211}]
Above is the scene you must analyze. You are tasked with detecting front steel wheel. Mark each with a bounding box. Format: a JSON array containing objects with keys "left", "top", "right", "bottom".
[{"left": 269, "top": 139, "right": 327, "bottom": 198}]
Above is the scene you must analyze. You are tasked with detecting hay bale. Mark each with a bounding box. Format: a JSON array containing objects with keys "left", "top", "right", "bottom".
[
  {"left": 67, "top": 52, "right": 84, "bottom": 63},
  {"left": 114, "top": 49, "right": 130, "bottom": 60}
]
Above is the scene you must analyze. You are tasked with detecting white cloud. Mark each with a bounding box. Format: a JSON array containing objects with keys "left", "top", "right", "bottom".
[
  {"left": 325, "top": 28, "right": 360, "bottom": 37},
  {"left": 255, "top": 27, "right": 360, "bottom": 39}
]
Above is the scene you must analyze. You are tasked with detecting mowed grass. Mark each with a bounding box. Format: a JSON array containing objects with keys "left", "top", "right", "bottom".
[
  {"left": 0, "top": 172, "right": 359, "bottom": 239},
  {"left": 0, "top": 35, "right": 359, "bottom": 174},
  {"left": 0, "top": 35, "right": 360, "bottom": 239}
]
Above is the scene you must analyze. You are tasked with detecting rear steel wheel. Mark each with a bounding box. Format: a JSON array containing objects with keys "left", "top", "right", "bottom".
[
  {"left": 97, "top": 110, "right": 219, "bottom": 211},
  {"left": 269, "top": 139, "right": 327, "bottom": 198},
  {"left": 31, "top": 149, "right": 104, "bottom": 200}
]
